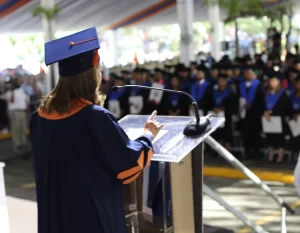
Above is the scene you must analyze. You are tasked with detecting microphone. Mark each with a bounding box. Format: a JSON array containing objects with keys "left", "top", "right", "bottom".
[{"left": 112, "top": 85, "right": 212, "bottom": 137}]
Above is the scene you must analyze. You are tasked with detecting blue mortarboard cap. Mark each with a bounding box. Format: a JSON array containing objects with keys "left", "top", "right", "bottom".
[{"left": 45, "top": 27, "right": 100, "bottom": 77}]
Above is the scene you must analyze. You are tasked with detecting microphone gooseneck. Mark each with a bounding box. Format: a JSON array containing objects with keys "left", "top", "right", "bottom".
[
  {"left": 112, "top": 85, "right": 211, "bottom": 137},
  {"left": 111, "top": 86, "right": 120, "bottom": 92}
]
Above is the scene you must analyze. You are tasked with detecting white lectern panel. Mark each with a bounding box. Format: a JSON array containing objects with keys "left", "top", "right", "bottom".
[{"left": 119, "top": 115, "right": 224, "bottom": 163}]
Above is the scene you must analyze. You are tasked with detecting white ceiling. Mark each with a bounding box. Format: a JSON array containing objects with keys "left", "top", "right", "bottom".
[
  {"left": 0, "top": 0, "right": 225, "bottom": 33},
  {"left": 0, "top": 0, "right": 299, "bottom": 34}
]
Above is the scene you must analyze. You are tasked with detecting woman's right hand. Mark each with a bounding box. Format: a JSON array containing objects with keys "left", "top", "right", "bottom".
[
  {"left": 264, "top": 111, "right": 272, "bottom": 121},
  {"left": 144, "top": 110, "right": 164, "bottom": 139}
]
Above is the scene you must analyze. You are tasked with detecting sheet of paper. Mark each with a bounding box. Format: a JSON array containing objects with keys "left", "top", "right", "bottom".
[
  {"left": 108, "top": 100, "right": 121, "bottom": 119},
  {"left": 124, "top": 128, "right": 168, "bottom": 143},
  {"left": 261, "top": 116, "right": 282, "bottom": 133},
  {"left": 288, "top": 116, "right": 300, "bottom": 137},
  {"left": 239, "top": 98, "right": 246, "bottom": 119},
  {"left": 160, "top": 132, "right": 185, "bottom": 154},
  {"left": 148, "top": 83, "right": 164, "bottom": 103},
  {"left": 208, "top": 111, "right": 225, "bottom": 128},
  {"left": 128, "top": 96, "right": 143, "bottom": 114}
]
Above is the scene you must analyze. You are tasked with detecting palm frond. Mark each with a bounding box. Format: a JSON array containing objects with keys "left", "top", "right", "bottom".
[
  {"left": 32, "top": 5, "right": 60, "bottom": 21},
  {"left": 8, "top": 36, "right": 17, "bottom": 46},
  {"left": 202, "top": 0, "right": 219, "bottom": 7}
]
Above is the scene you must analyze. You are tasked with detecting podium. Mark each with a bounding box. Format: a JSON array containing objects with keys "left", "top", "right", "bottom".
[
  {"left": 118, "top": 115, "right": 225, "bottom": 233},
  {"left": 0, "top": 162, "right": 9, "bottom": 233}
]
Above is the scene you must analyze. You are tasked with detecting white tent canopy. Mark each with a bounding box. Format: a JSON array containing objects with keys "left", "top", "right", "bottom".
[
  {"left": 2, "top": 0, "right": 300, "bottom": 34},
  {"left": 0, "top": 0, "right": 227, "bottom": 33}
]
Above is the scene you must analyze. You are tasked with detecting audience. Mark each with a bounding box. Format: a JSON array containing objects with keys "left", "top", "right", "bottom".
[
  {"left": 1, "top": 53, "right": 300, "bottom": 162},
  {"left": 103, "top": 53, "right": 300, "bottom": 163}
]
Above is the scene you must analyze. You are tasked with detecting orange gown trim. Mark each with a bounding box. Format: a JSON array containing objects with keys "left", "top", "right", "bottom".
[{"left": 38, "top": 99, "right": 92, "bottom": 120}]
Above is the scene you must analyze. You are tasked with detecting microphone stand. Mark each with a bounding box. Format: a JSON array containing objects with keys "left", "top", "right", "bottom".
[{"left": 112, "top": 85, "right": 212, "bottom": 137}]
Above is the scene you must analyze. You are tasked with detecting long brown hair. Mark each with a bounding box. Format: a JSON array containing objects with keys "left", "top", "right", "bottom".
[{"left": 40, "top": 66, "right": 106, "bottom": 114}]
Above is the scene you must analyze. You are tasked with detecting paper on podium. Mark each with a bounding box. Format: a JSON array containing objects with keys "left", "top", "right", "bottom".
[
  {"left": 119, "top": 115, "right": 225, "bottom": 163},
  {"left": 288, "top": 117, "right": 300, "bottom": 137},
  {"left": 124, "top": 128, "right": 168, "bottom": 143},
  {"left": 262, "top": 116, "right": 282, "bottom": 133}
]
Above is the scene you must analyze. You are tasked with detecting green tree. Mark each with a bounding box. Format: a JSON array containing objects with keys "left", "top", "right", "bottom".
[
  {"left": 9, "top": 36, "right": 17, "bottom": 46},
  {"left": 32, "top": 5, "right": 60, "bottom": 22},
  {"left": 32, "top": 4, "right": 60, "bottom": 89},
  {"left": 203, "top": 0, "right": 264, "bottom": 57},
  {"left": 263, "top": 0, "right": 293, "bottom": 52}
]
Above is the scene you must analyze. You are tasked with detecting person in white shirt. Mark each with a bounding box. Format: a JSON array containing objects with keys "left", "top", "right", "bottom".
[{"left": 4, "top": 76, "right": 29, "bottom": 152}]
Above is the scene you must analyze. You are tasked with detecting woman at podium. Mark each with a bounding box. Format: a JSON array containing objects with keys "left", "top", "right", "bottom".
[{"left": 30, "top": 27, "right": 163, "bottom": 233}]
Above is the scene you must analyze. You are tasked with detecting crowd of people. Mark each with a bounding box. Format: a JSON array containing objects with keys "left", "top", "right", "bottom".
[
  {"left": 102, "top": 52, "right": 300, "bottom": 163},
  {"left": 1, "top": 53, "right": 300, "bottom": 163},
  {"left": 0, "top": 73, "right": 43, "bottom": 153}
]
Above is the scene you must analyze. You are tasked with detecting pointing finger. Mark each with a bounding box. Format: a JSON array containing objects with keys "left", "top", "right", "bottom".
[
  {"left": 158, "top": 123, "right": 164, "bottom": 129},
  {"left": 148, "top": 110, "right": 157, "bottom": 121}
]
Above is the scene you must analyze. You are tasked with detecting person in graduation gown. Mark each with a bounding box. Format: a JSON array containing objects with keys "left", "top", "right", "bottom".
[
  {"left": 145, "top": 68, "right": 167, "bottom": 115},
  {"left": 161, "top": 70, "right": 172, "bottom": 87},
  {"left": 166, "top": 73, "right": 189, "bottom": 116},
  {"left": 238, "top": 65, "right": 265, "bottom": 160},
  {"left": 121, "top": 70, "right": 131, "bottom": 84},
  {"left": 263, "top": 72, "right": 292, "bottom": 163},
  {"left": 189, "top": 65, "right": 213, "bottom": 117},
  {"left": 218, "top": 62, "right": 228, "bottom": 76},
  {"left": 189, "top": 61, "right": 198, "bottom": 81},
  {"left": 289, "top": 76, "right": 300, "bottom": 156},
  {"left": 211, "top": 75, "right": 238, "bottom": 150},
  {"left": 128, "top": 68, "right": 150, "bottom": 115},
  {"left": 177, "top": 66, "right": 192, "bottom": 92},
  {"left": 105, "top": 74, "right": 129, "bottom": 120},
  {"left": 231, "top": 64, "right": 244, "bottom": 92},
  {"left": 29, "top": 27, "right": 164, "bottom": 233},
  {"left": 141, "top": 68, "right": 152, "bottom": 85},
  {"left": 163, "top": 64, "right": 172, "bottom": 73},
  {"left": 285, "top": 67, "right": 298, "bottom": 96},
  {"left": 207, "top": 63, "right": 219, "bottom": 86}
]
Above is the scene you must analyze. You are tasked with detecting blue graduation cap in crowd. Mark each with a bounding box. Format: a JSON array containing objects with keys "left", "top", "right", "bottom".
[{"left": 45, "top": 27, "right": 100, "bottom": 77}]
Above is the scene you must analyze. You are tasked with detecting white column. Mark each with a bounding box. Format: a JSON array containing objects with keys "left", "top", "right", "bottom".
[
  {"left": 106, "top": 29, "right": 118, "bottom": 67},
  {"left": 41, "top": 0, "right": 56, "bottom": 93},
  {"left": 208, "top": 0, "right": 222, "bottom": 61},
  {"left": 0, "top": 163, "right": 9, "bottom": 233},
  {"left": 176, "top": 0, "right": 195, "bottom": 66}
]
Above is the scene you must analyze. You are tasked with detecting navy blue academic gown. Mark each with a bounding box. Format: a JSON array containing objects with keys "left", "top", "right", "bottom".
[{"left": 30, "top": 100, "right": 153, "bottom": 233}]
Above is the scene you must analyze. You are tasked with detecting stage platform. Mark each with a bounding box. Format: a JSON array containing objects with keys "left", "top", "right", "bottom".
[{"left": 2, "top": 156, "right": 300, "bottom": 233}]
